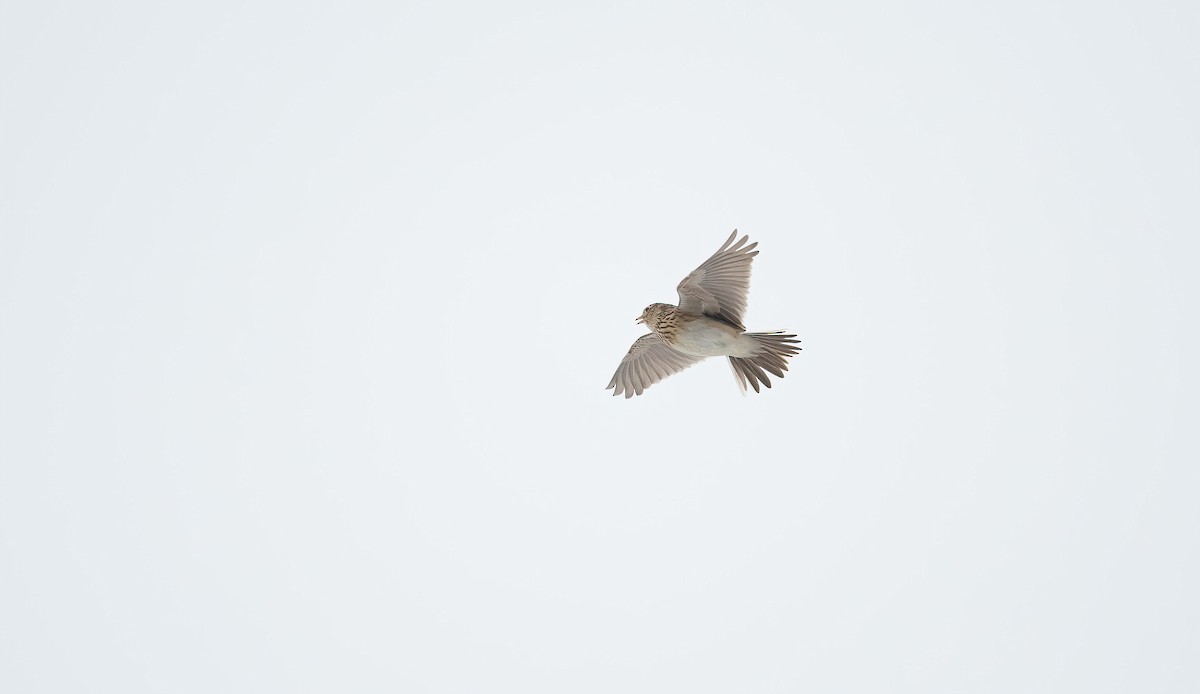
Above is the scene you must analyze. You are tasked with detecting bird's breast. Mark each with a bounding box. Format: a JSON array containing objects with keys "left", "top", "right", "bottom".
[{"left": 667, "top": 317, "right": 752, "bottom": 357}]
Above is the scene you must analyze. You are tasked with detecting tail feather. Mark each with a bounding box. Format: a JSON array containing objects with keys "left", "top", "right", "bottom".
[{"left": 728, "top": 332, "right": 802, "bottom": 393}]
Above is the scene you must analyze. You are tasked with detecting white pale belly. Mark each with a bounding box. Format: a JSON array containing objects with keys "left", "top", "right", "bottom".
[{"left": 667, "top": 321, "right": 753, "bottom": 358}]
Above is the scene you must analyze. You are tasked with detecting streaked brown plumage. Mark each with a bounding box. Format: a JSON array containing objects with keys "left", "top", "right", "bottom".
[{"left": 607, "top": 230, "right": 801, "bottom": 398}]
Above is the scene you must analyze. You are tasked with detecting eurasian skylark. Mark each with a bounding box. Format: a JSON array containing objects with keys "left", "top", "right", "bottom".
[{"left": 607, "top": 230, "right": 801, "bottom": 398}]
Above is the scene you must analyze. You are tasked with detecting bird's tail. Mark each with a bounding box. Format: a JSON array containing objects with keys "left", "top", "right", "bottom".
[{"left": 727, "top": 332, "right": 802, "bottom": 393}]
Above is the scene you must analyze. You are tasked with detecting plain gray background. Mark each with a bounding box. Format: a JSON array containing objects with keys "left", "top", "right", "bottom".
[{"left": 2, "top": 1, "right": 1197, "bottom": 692}]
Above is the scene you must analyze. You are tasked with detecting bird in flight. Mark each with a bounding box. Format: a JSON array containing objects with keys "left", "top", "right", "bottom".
[{"left": 607, "top": 230, "right": 801, "bottom": 398}]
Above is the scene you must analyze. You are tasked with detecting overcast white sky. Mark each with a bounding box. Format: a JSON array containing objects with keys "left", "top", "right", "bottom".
[{"left": 2, "top": 1, "right": 1198, "bottom": 692}]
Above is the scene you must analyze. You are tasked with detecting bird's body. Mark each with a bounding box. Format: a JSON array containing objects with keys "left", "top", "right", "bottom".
[
  {"left": 607, "top": 231, "right": 801, "bottom": 398},
  {"left": 639, "top": 303, "right": 753, "bottom": 358}
]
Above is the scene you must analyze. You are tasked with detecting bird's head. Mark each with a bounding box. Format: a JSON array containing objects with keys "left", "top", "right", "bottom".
[{"left": 636, "top": 303, "right": 672, "bottom": 327}]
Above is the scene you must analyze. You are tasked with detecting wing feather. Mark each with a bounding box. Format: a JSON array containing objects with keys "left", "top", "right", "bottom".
[
  {"left": 676, "top": 230, "right": 759, "bottom": 330},
  {"left": 606, "top": 334, "right": 704, "bottom": 398}
]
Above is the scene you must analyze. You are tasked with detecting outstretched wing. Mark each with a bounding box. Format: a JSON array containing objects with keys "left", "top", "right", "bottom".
[
  {"left": 607, "top": 334, "right": 704, "bottom": 398},
  {"left": 676, "top": 230, "right": 758, "bottom": 330}
]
